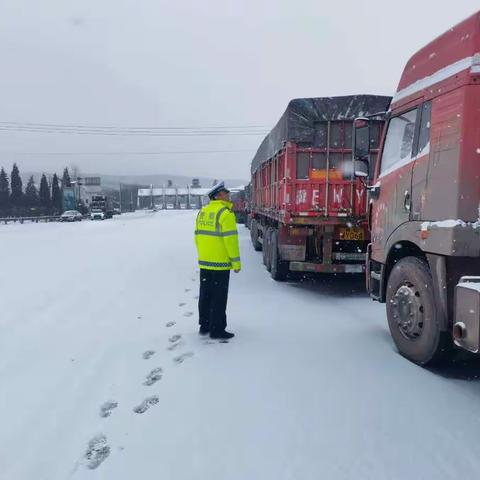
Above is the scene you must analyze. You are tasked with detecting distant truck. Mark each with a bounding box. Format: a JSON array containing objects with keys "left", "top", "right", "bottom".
[
  {"left": 244, "top": 183, "right": 252, "bottom": 229},
  {"left": 352, "top": 11, "right": 480, "bottom": 365},
  {"left": 90, "top": 195, "right": 114, "bottom": 220},
  {"left": 249, "top": 95, "right": 391, "bottom": 280},
  {"left": 178, "top": 195, "right": 188, "bottom": 209},
  {"left": 230, "top": 188, "right": 247, "bottom": 224}
]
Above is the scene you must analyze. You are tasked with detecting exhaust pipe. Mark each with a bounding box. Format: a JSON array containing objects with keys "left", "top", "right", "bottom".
[{"left": 453, "top": 322, "right": 467, "bottom": 341}]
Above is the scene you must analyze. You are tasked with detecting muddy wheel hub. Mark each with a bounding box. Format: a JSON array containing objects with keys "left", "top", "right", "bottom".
[{"left": 391, "top": 284, "right": 424, "bottom": 340}]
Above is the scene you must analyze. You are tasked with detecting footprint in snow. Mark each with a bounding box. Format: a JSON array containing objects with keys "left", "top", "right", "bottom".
[
  {"left": 144, "top": 367, "right": 163, "bottom": 386},
  {"left": 178, "top": 302, "right": 186, "bottom": 307},
  {"left": 167, "top": 341, "right": 183, "bottom": 351},
  {"left": 194, "top": 295, "right": 199, "bottom": 300},
  {"left": 173, "top": 352, "right": 194, "bottom": 365},
  {"left": 184, "top": 288, "right": 191, "bottom": 293},
  {"left": 99, "top": 401, "right": 118, "bottom": 418},
  {"left": 133, "top": 396, "right": 159, "bottom": 414},
  {"left": 85, "top": 434, "right": 110, "bottom": 469},
  {"left": 142, "top": 350, "right": 155, "bottom": 360},
  {"left": 169, "top": 334, "right": 181, "bottom": 343},
  {"left": 165, "top": 321, "right": 176, "bottom": 328},
  {"left": 183, "top": 311, "right": 193, "bottom": 317},
  {"left": 204, "top": 339, "right": 230, "bottom": 345}
]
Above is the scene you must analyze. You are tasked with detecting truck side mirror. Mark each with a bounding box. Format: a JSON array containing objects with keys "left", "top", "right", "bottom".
[
  {"left": 354, "top": 163, "right": 369, "bottom": 179},
  {"left": 353, "top": 117, "right": 370, "bottom": 161},
  {"left": 353, "top": 117, "right": 371, "bottom": 180}
]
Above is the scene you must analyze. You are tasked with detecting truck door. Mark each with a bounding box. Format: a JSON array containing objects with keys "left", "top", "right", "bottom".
[{"left": 371, "top": 108, "right": 420, "bottom": 260}]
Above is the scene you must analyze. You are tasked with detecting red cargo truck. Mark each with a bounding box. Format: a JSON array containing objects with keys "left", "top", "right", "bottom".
[
  {"left": 230, "top": 188, "right": 247, "bottom": 224},
  {"left": 353, "top": 12, "right": 480, "bottom": 365},
  {"left": 250, "top": 95, "right": 391, "bottom": 280}
]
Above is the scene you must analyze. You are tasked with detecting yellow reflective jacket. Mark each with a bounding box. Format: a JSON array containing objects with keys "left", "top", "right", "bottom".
[{"left": 195, "top": 200, "right": 241, "bottom": 271}]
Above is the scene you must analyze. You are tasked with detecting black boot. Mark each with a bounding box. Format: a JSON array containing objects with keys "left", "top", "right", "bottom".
[
  {"left": 210, "top": 330, "right": 235, "bottom": 340},
  {"left": 199, "top": 325, "right": 209, "bottom": 336}
]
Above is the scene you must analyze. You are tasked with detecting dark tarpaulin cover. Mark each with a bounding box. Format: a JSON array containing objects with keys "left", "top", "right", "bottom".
[{"left": 251, "top": 95, "right": 392, "bottom": 173}]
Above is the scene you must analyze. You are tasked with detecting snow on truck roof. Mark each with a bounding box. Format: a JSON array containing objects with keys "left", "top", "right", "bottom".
[
  {"left": 251, "top": 95, "right": 392, "bottom": 173},
  {"left": 393, "top": 11, "right": 480, "bottom": 107}
]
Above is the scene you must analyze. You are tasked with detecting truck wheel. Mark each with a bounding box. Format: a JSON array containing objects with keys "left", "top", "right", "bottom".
[
  {"left": 386, "top": 257, "right": 450, "bottom": 365},
  {"left": 262, "top": 228, "right": 270, "bottom": 267},
  {"left": 270, "top": 230, "right": 288, "bottom": 281},
  {"left": 250, "top": 220, "right": 262, "bottom": 252},
  {"left": 266, "top": 228, "right": 273, "bottom": 272},
  {"left": 263, "top": 228, "right": 273, "bottom": 272}
]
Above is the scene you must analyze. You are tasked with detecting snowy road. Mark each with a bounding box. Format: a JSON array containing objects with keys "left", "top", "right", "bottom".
[{"left": 1, "top": 210, "right": 480, "bottom": 480}]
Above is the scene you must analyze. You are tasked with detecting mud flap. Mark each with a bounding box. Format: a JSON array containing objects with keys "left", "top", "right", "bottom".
[{"left": 278, "top": 225, "right": 306, "bottom": 261}]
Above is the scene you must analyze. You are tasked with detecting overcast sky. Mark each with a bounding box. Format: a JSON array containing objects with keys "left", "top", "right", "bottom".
[{"left": 0, "top": 0, "right": 477, "bottom": 181}]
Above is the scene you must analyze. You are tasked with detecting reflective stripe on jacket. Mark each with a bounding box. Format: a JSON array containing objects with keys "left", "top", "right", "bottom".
[{"left": 194, "top": 200, "right": 241, "bottom": 271}]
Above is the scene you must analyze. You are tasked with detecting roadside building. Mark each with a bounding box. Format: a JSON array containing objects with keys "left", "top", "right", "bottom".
[{"left": 137, "top": 184, "right": 210, "bottom": 210}]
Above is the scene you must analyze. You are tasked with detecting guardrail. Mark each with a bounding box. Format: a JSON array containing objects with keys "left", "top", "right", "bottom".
[{"left": 0, "top": 216, "right": 61, "bottom": 224}]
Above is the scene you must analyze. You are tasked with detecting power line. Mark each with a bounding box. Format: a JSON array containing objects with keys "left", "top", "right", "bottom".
[
  {"left": 0, "top": 121, "right": 270, "bottom": 137},
  {"left": 3, "top": 148, "right": 255, "bottom": 156},
  {"left": 0, "top": 128, "right": 268, "bottom": 137},
  {"left": 0, "top": 121, "right": 270, "bottom": 130},
  {"left": 0, "top": 127, "right": 268, "bottom": 137}
]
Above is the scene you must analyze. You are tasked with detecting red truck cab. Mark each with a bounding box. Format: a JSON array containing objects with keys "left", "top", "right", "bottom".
[{"left": 354, "top": 11, "right": 480, "bottom": 364}]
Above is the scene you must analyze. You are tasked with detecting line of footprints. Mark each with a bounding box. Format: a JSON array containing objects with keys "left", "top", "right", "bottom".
[{"left": 83, "top": 276, "right": 199, "bottom": 470}]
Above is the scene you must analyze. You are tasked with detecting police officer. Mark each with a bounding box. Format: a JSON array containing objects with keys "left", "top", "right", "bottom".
[{"left": 194, "top": 181, "right": 241, "bottom": 340}]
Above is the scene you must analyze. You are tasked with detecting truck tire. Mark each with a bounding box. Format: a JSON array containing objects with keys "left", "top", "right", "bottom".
[
  {"left": 263, "top": 228, "right": 273, "bottom": 272},
  {"left": 386, "top": 257, "right": 451, "bottom": 365},
  {"left": 262, "top": 228, "right": 269, "bottom": 266},
  {"left": 270, "top": 230, "right": 288, "bottom": 281},
  {"left": 262, "top": 227, "right": 271, "bottom": 267},
  {"left": 266, "top": 228, "right": 274, "bottom": 272},
  {"left": 250, "top": 220, "right": 262, "bottom": 252}
]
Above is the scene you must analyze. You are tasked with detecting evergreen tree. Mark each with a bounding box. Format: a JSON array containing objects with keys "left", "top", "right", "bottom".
[
  {"left": 62, "top": 167, "right": 71, "bottom": 188},
  {"left": 24, "top": 176, "right": 39, "bottom": 207},
  {"left": 0, "top": 168, "right": 9, "bottom": 209},
  {"left": 10, "top": 163, "right": 23, "bottom": 206},
  {"left": 39, "top": 174, "right": 51, "bottom": 208},
  {"left": 51, "top": 173, "right": 62, "bottom": 212}
]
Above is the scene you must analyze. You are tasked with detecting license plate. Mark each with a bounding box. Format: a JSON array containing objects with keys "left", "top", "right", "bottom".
[{"left": 339, "top": 227, "right": 365, "bottom": 241}]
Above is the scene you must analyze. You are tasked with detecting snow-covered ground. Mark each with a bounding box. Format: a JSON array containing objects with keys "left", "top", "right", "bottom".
[{"left": 1, "top": 210, "right": 480, "bottom": 480}]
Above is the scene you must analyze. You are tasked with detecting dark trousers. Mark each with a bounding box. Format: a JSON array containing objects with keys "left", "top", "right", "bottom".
[{"left": 198, "top": 269, "right": 230, "bottom": 334}]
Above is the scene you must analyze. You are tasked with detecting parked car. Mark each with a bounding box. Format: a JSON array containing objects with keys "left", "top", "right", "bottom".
[
  {"left": 90, "top": 209, "right": 105, "bottom": 220},
  {"left": 60, "top": 210, "right": 82, "bottom": 222}
]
